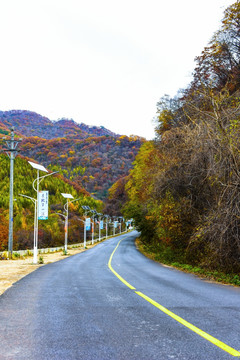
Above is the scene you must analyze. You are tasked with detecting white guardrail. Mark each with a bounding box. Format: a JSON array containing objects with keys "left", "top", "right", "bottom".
[
  {"left": 0, "top": 240, "right": 92, "bottom": 257},
  {"left": 0, "top": 230, "right": 129, "bottom": 258}
]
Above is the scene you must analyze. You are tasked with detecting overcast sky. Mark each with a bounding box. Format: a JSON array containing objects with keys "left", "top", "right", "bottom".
[{"left": 0, "top": 0, "right": 235, "bottom": 139}]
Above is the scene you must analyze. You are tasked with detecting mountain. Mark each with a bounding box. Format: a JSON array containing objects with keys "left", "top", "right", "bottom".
[
  {"left": 0, "top": 110, "right": 119, "bottom": 139},
  {"left": 0, "top": 110, "right": 145, "bottom": 199}
]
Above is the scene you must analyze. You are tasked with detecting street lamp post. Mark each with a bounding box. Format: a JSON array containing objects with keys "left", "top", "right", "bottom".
[
  {"left": 119, "top": 216, "right": 123, "bottom": 234},
  {"left": 29, "top": 161, "right": 49, "bottom": 264},
  {"left": 105, "top": 220, "right": 108, "bottom": 239},
  {"left": 84, "top": 217, "right": 86, "bottom": 248},
  {"left": 82, "top": 205, "right": 91, "bottom": 248},
  {"left": 2, "top": 127, "right": 22, "bottom": 258},
  {"left": 104, "top": 214, "right": 109, "bottom": 239},
  {"left": 97, "top": 213, "right": 102, "bottom": 242},
  {"left": 31, "top": 163, "right": 59, "bottom": 263},
  {"left": 61, "top": 193, "right": 74, "bottom": 253},
  {"left": 113, "top": 217, "right": 116, "bottom": 236},
  {"left": 20, "top": 162, "right": 58, "bottom": 264},
  {"left": 99, "top": 218, "right": 101, "bottom": 242},
  {"left": 91, "top": 210, "right": 97, "bottom": 245},
  {"left": 91, "top": 216, "right": 94, "bottom": 244}
]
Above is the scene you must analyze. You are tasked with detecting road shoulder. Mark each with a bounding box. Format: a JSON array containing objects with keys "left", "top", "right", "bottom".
[{"left": 0, "top": 245, "right": 95, "bottom": 296}]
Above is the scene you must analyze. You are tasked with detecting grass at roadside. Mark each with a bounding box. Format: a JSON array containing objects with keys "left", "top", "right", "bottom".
[{"left": 135, "top": 238, "right": 240, "bottom": 287}]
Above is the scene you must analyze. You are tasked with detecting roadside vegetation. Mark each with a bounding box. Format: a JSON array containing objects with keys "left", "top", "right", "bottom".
[
  {"left": 136, "top": 239, "right": 240, "bottom": 286},
  {"left": 115, "top": 2, "right": 240, "bottom": 280},
  {"left": 0, "top": 154, "right": 103, "bottom": 251}
]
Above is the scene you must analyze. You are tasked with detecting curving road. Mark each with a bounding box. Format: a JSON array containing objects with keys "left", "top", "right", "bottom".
[{"left": 0, "top": 231, "right": 240, "bottom": 360}]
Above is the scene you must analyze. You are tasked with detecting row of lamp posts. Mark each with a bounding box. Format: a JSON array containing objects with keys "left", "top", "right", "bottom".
[
  {"left": 81, "top": 209, "right": 124, "bottom": 245},
  {"left": 18, "top": 165, "right": 125, "bottom": 264}
]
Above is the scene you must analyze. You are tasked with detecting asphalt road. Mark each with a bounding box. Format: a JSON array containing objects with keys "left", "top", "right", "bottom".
[{"left": 0, "top": 231, "right": 240, "bottom": 360}]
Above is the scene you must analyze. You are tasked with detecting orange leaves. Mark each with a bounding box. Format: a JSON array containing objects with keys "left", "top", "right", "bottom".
[
  {"left": 0, "top": 215, "right": 8, "bottom": 251},
  {"left": 91, "top": 158, "right": 102, "bottom": 167}
]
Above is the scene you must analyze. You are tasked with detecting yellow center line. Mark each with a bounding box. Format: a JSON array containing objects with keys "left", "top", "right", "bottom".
[
  {"left": 108, "top": 238, "right": 240, "bottom": 357},
  {"left": 108, "top": 239, "right": 135, "bottom": 290}
]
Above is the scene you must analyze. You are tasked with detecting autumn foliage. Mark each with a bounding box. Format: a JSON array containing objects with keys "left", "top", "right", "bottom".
[
  {"left": 122, "top": 1, "right": 240, "bottom": 273},
  {"left": 0, "top": 212, "right": 8, "bottom": 251},
  {"left": 0, "top": 155, "right": 103, "bottom": 251}
]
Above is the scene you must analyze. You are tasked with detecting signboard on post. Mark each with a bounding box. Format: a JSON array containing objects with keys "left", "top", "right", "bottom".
[
  {"left": 38, "top": 191, "right": 48, "bottom": 220},
  {"left": 100, "top": 220, "right": 104, "bottom": 230},
  {"left": 114, "top": 221, "right": 118, "bottom": 228},
  {"left": 86, "top": 217, "right": 91, "bottom": 231}
]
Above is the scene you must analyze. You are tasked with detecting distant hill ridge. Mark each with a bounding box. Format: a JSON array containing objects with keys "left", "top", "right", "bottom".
[
  {"left": 0, "top": 110, "right": 120, "bottom": 139},
  {"left": 0, "top": 109, "right": 145, "bottom": 199}
]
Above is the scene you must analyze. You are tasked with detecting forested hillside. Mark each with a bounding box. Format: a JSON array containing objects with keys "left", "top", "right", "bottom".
[
  {"left": 19, "top": 134, "right": 143, "bottom": 199},
  {"left": 0, "top": 111, "right": 143, "bottom": 252},
  {"left": 0, "top": 111, "right": 144, "bottom": 199},
  {"left": 120, "top": 1, "right": 240, "bottom": 274}
]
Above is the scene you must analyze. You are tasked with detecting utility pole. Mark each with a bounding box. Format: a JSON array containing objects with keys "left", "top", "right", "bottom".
[{"left": 2, "top": 127, "right": 21, "bottom": 258}]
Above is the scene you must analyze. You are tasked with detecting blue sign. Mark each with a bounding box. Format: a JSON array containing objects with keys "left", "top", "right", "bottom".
[
  {"left": 38, "top": 191, "right": 48, "bottom": 220},
  {"left": 85, "top": 217, "right": 91, "bottom": 231}
]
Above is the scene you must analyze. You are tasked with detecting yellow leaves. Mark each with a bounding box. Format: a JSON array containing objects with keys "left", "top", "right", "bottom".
[
  {"left": 145, "top": 215, "right": 153, "bottom": 220},
  {"left": 65, "top": 157, "right": 75, "bottom": 166},
  {"left": 156, "top": 109, "right": 173, "bottom": 134},
  {"left": 119, "top": 135, "right": 127, "bottom": 141},
  {"left": 91, "top": 157, "right": 102, "bottom": 167},
  {"left": 129, "top": 135, "right": 138, "bottom": 141}
]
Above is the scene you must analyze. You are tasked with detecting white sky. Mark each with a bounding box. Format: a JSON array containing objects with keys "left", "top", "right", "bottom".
[{"left": 0, "top": 0, "right": 235, "bottom": 139}]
